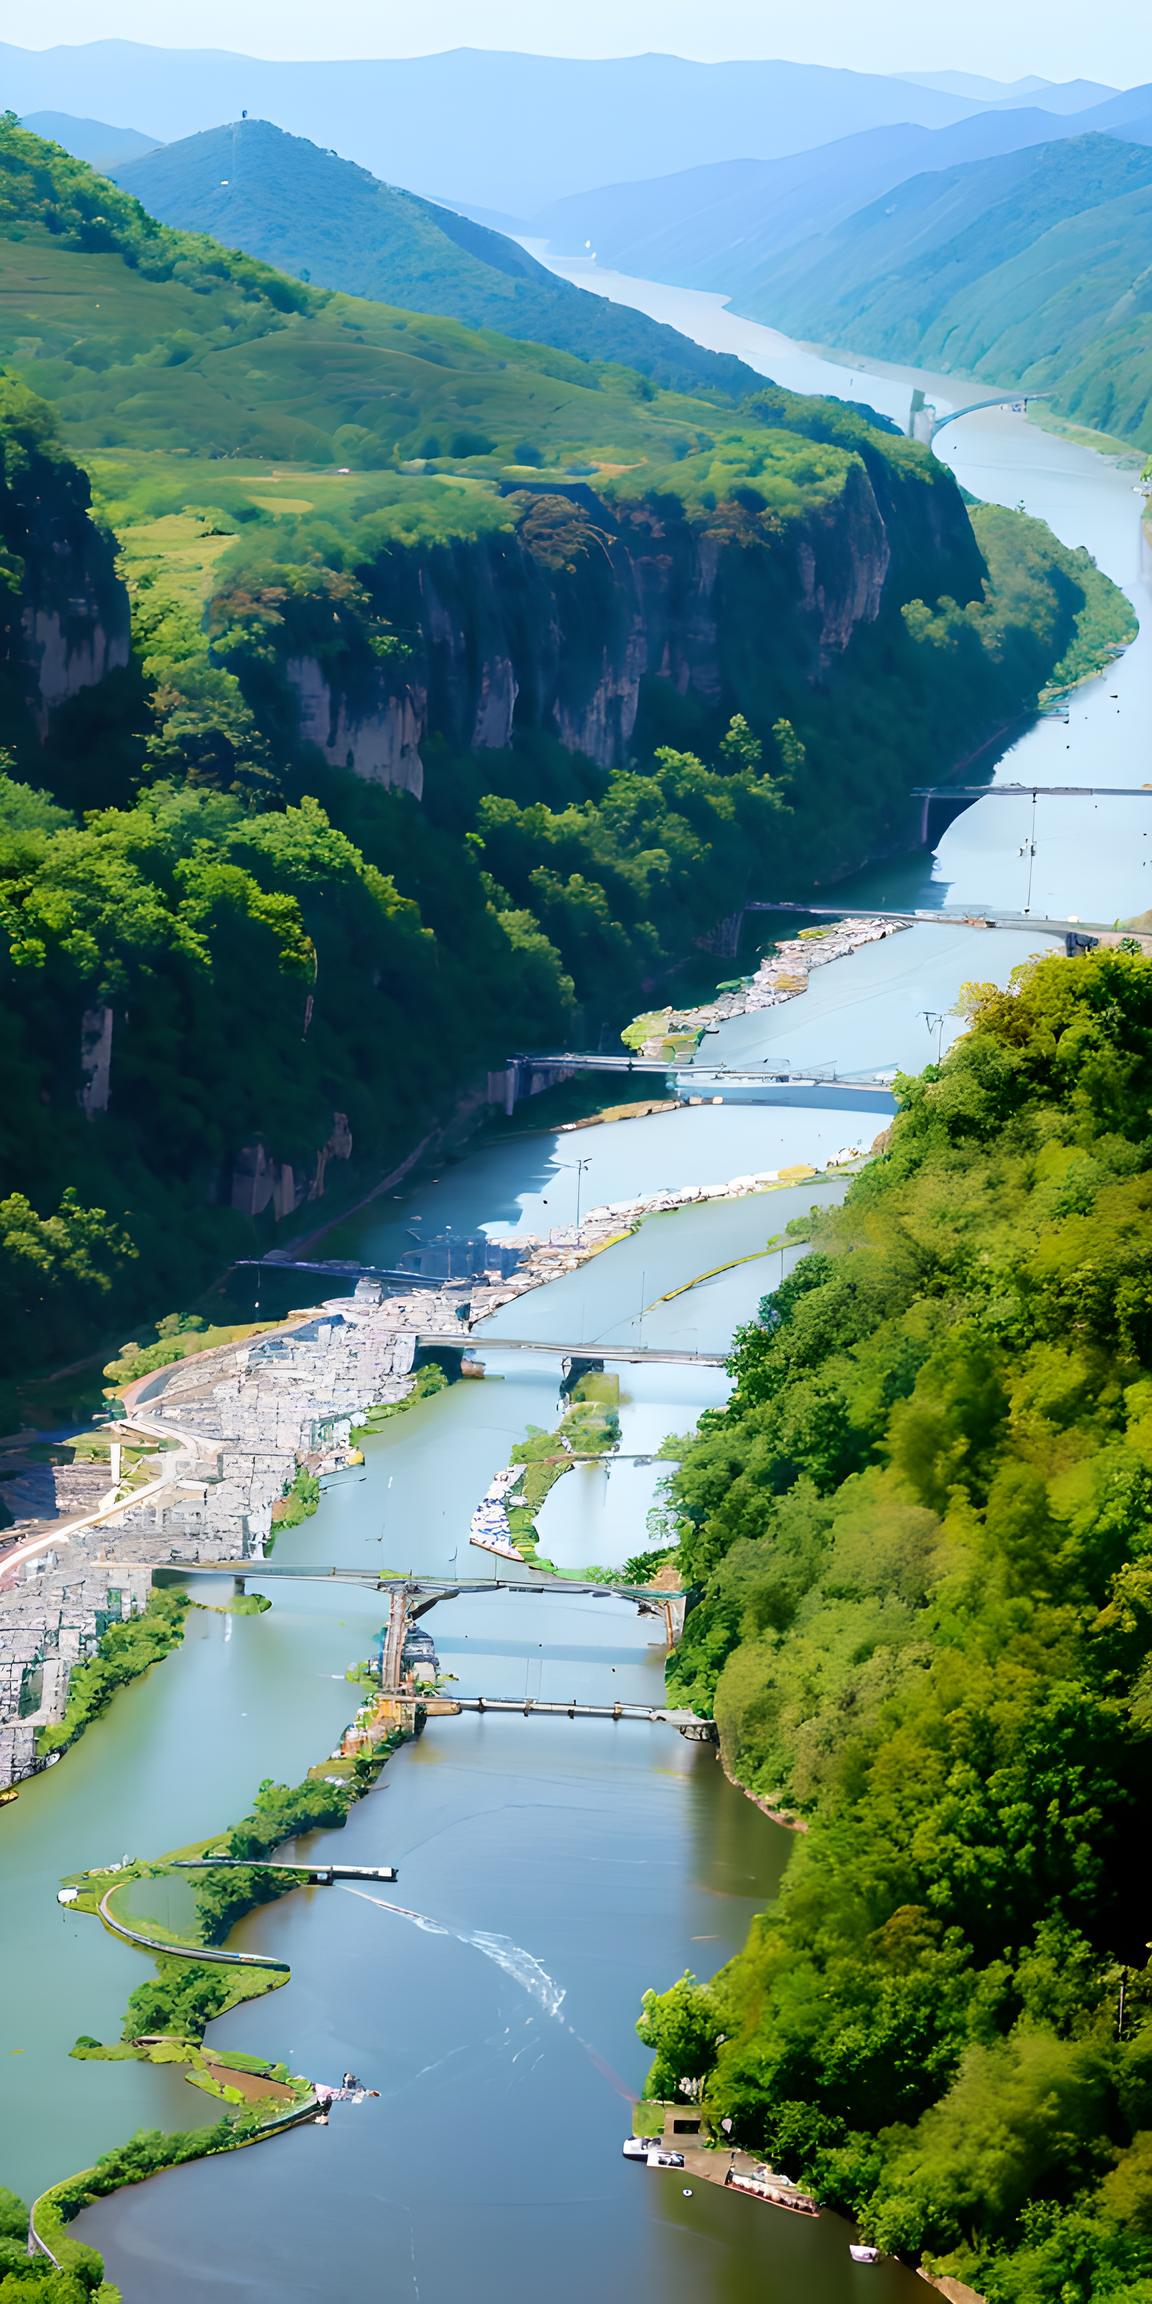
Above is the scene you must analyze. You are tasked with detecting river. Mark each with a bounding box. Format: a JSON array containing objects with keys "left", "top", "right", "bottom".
[{"left": 3, "top": 272, "right": 1149, "bottom": 2302}]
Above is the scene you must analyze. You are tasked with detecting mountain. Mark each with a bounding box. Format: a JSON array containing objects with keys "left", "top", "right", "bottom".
[
  {"left": 19, "top": 110, "right": 161, "bottom": 171},
  {"left": 533, "top": 104, "right": 1095, "bottom": 285},
  {"left": 897, "top": 69, "right": 1115, "bottom": 107},
  {"left": 0, "top": 43, "right": 1022, "bottom": 213},
  {"left": 1071, "top": 79, "right": 1152, "bottom": 137},
  {"left": 737, "top": 133, "right": 1152, "bottom": 451},
  {"left": 110, "top": 119, "right": 763, "bottom": 404}
]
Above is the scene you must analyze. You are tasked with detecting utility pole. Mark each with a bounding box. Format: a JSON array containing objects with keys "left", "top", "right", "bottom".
[
  {"left": 922, "top": 1011, "right": 947, "bottom": 1064},
  {"left": 557, "top": 1155, "right": 592, "bottom": 1231},
  {"left": 1020, "top": 789, "right": 1038, "bottom": 914}
]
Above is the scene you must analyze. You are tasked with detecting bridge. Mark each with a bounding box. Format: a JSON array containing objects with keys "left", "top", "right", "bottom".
[
  {"left": 910, "top": 782, "right": 1152, "bottom": 844},
  {"left": 502, "top": 1052, "right": 898, "bottom": 1114},
  {"left": 749, "top": 902, "right": 1127, "bottom": 942},
  {"left": 233, "top": 1258, "right": 449, "bottom": 1288},
  {"left": 443, "top": 1334, "right": 729, "bottom": 1368},
  {"left": 930, "top": 391, "right": 1050, "bottom": 442},
  {"left": 172, "top": 1857, "right": 398, "bottom": 1884},
  {"left": 409, "top": 1693, "right": 716, "bottom": 1737},
  {"left": 906, "top": 386, "right": 1051, "bottom": 445},
  {"left": 159, "top": 1565, "right": 685, "bottom": 1606}
]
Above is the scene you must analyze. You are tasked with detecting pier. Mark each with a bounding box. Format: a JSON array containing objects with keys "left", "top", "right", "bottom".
[{"left": 171, "top": 1858, "right": 398, "bottom": 1884}]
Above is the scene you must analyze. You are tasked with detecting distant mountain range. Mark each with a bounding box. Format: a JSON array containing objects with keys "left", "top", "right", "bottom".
[
  {"left": 896, "top": 69, "right": 1115, "bottom": 110},
  {"left": 0, "top": 42, "right": 1120, "bottom": 212},
  {"left": 531, "top": 84, "right": 1152, "bottom": 454},
  {"left": 19, "top": 110, "right": 160, "bottom": 171},
  {"left": 741, "top": 132, "right": 1152, "bottom": 450},
  {"left": 106, "top": 118, "right": 763, "bottom": 404},
  {"left": 535, "top": 83, "right": 1152, "bottom": 281}
]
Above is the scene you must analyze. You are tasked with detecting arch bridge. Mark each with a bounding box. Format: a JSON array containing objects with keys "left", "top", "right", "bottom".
[{"left": 907, "top": 385, "right": 1051, "bottom": 445}]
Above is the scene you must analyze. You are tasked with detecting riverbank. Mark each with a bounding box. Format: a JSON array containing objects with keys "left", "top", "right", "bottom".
[
  {"left": 33, "top": 1718, "right": 415, "bottom": 2252},
  {"left": 623, "top": 916, "right": 910, "bottom": 1060}
]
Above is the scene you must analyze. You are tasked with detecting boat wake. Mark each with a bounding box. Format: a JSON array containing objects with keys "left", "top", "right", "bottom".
[{"left": 343, "top": 1887, "right": 566, "bottom": 2018}]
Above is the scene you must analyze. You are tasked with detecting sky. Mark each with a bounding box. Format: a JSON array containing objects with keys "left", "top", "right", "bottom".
[{"left": 9, "top": 0, "right": 1147, "bottom": 89}]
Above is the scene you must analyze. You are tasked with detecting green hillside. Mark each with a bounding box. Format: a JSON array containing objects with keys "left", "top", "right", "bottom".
[
  {"left": 110, "top": 120, "right": 763, "bottom": 405},
  {"left": 748, "top": 134, "right": 1152, "bottom": 451},
  {"left": 0, "top": 120, "right": 733, "bottom": 471},
  {"left": 654, "top": 947, "right": 1152, "bottom": 2301}
]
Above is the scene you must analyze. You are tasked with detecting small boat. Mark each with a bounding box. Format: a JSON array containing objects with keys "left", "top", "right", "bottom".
[
  {"left": 0, "top": 1786, "right": 19, "bottom": 1807},
  {"left": 725, "top": 2168, "right": 819, "bottom": 2215},
  {"left": 646, "top": 2148, "right": 686, "bottom": 2170},
  {"left": 622, "top": 2134, "right": 661, "bottom": 2160},
  {"left": 850, "top": 2244, "right": 880, "bottom": 2264}
]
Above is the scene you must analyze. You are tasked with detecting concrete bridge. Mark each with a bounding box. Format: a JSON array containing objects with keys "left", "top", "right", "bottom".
[
  {"left": 160, "top": 1564, "right": 686, "bottom": 1608},
  {"left": 402, "top": 1692, "right": 717, "bottom": 1738},
  {"left": 154, "top": 1563, "right": 690, "bottom": 1656},
  {"left": 910, "top": 782, "right": 1152, "bottom": 846},
  {"left": 907, "top": 386, "right": 1051, "bottom": 445},
  {"left": 501, "top": 1052, "right": 898, "bottom": 1114},
  {"left": 443, "top": 1334, "right": 729, "bottom": 1369},
  {"left": 750, "top": 902, "right": 1119, "bottom": 941}
]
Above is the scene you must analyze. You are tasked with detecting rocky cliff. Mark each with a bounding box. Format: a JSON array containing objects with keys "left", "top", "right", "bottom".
[
  {"left": 263, "top": 453, "right": 985, "bottom": 788},
  {"left": 0, "top": 381, "right": 130, "bottom": 749}
]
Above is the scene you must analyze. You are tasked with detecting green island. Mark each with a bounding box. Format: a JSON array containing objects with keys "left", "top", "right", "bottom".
[
  {"left": 641, "top": 948, "right": 1152, "bottom": 2300},
  {"left": 24, "top": 1727, "right": 412, "bottom": 2288},
  {"left": 504, "top": 1371, "right": 623, "bottom": 1570}
]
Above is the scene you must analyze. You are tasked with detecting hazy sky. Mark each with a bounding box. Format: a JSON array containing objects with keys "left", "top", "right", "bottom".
[{"left": 14, "top": 0, "right": 1145, "bottom": 88}]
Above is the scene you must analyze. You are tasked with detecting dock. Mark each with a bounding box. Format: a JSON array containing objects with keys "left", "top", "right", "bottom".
[{"left": 171, "top": 1858, "right": 398, "bottom": 1884}]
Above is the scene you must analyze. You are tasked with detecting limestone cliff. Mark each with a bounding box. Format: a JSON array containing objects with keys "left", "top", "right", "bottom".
[
  {"left": 0, "top": 386, "right": 130, "bottom": 746},
  {"left": 269, "top": 458, "right": 983, "bottom": 786}
]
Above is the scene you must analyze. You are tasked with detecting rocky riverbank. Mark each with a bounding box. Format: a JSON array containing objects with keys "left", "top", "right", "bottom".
[{"left": 624, "top": 916, "right": 909, "bottom": 1060}]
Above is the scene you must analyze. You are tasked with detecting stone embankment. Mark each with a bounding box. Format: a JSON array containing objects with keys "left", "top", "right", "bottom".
[
  {"left": 628, "top": 916, "right": 909, "bottom": 1058},
  {"left": 470, "top": 1465, "right": 526, "bottom": 1560},
  {"left": 468, "top": 1156, "right": 859, "bottom": 1320}
]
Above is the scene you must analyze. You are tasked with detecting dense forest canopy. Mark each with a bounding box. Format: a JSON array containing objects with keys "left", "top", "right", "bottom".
[{"left": 648, "top": 949, "right": 1152, "bottom": 2300}]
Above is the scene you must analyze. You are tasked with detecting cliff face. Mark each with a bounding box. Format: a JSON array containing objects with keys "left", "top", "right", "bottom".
[
  {"left": 0, "top": 397, "right": 130, "bottom": 745},
  {"left": 274, "top": 459, "right": 983, "bottom": 786}
]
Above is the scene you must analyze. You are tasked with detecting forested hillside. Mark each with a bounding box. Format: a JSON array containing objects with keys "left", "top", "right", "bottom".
[
  {"left": 648, "top": 950, "right": 1152, "bottom": 2300},
  {"left": 111, "top": 119, "right": 764, "bottom": 405},
  {"left": 0, "top": 121, "right": 1132, "bottom": 1390},
  {"left": 743, "top": 134, "right": 1152, "bottom": 452},
  {"left": 532, "top": 104, "right": 1099, "bottom": 288}
]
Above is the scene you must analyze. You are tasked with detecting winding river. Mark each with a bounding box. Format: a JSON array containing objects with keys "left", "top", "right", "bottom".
[{"left": 3, "top": 274, "right": 1150, "bottom": 2302}]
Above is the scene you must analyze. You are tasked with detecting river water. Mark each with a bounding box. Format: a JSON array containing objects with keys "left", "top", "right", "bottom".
[{"left": 3, "top": 273, "right": 1149, "bottom": 2302}]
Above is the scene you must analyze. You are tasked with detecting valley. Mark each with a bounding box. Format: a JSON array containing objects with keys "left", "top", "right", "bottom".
[{"left": 1, "top": 41, "right": 1151, "bottom": 2304}]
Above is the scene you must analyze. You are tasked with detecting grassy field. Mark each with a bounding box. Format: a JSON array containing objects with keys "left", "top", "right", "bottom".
[{"left": 0, "top": 228, "right": 727, "bottom": 474}]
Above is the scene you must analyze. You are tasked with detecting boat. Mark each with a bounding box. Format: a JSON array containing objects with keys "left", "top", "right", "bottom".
[
  {"left": 725, "top": 2167, "right": 819, "bottom": 2215},
  {"left": 0, "top": 1786, "right": 19, "bottom": 1807},
  {"left": 850, "top": 2244, "right": 880, "bottom": 2264},
  {"left": 646, "top": 2148, "right": 686, "bottom": 2169},
  {"left": 622, "top": 2134, "right": 661, "bottom": 2160}
]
